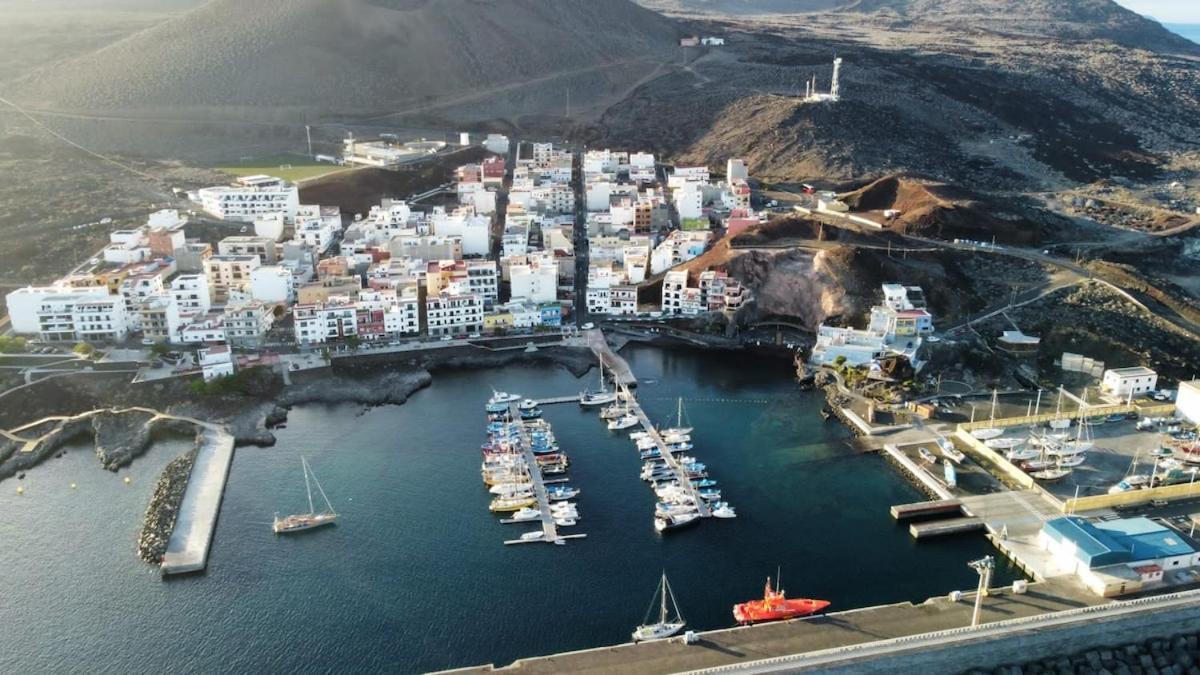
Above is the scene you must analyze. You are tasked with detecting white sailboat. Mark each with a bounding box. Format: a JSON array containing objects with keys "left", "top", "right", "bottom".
[
  {"left": 580, "top": 359, "right": 617, "bottom": 406},
  {"left": 660, "top": 398, "right": 694, "bottom": 437},
  {"left": 971, "top": 389, "right": 1003, "bottom": 440},
  {"left": 632, "top": 573, "right": 686, "bottom": 642},
  {"left": 273, "top": 456, "right": 338, "bottom": 534}
]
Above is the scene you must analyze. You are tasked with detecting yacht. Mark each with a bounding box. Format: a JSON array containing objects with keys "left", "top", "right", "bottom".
[
  {"left": 488, "top": 390, "right": 521, "bottom": 406},
  {"left": 580, "top": 360, "right": 618, "bottom": 406},
  {"left": 608, "top": 414, "right": 640, "bottom": 431},
  {"left": 519, "top": 531, "right": 545, "bottom": 541},
  {"left": 518, "top": 399, "right": 539, "bottom": 411},
  {"left": 273, "top": 457, "right": 338, "bottom": 534},
  {"left": 511, "top": 507, "right": 541, "bottom": 521},
  {"left": 659, "top": 398, "right": 694, "bottom": 438},
  {"left": 655, "top": 511, "right": 701, "bottom": 532},
  {"left": 711, "top": 502, "right": 737, "bottom": 519},
  {"left": 632, "top": 573, "right": 686, "bottom": 642}
]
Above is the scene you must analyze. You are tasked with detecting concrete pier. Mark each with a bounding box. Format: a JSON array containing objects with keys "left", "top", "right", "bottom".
[
  {"left": 909, "top": 517, "right": 985, "bottom": 539},
  {"left": 625, "top": 395, "right": 711, "bottom": 519},
  {"left": 890, "top": 499, "right": 963, "bottom": 521},
  {"left": 881, "top": 444, "right": 953, "bottom": 500},
  {"left": 586, "top": 328, "right": 636, "bottom": 387},
  {"left": 160, "top": 427, "right": 236, "bottom": 574}
]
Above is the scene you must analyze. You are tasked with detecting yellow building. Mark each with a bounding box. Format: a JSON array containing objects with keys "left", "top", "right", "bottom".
[{"left": 483, "top": 312, "right": 513, "bottom": 334}]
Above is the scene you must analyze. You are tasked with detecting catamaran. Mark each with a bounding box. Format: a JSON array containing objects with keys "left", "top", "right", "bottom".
[
  {"left": 273, "top": 457, "right": 338, "bottom": 534},
  {"left": 632, "top": 573, "right": 687, "bottom": 642}
]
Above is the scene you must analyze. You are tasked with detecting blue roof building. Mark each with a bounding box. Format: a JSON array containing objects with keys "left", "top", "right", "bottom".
[{"left": 1043, "top": 516, "right": 1194, "bottom": 568}]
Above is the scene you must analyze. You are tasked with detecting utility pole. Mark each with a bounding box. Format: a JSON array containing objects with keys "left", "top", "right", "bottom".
[
  {"left": 305, "top": 124, "right": 313, "bottom": 158},
  {"left": 968, "top": 555, "right": 994, "bottom": 628}
]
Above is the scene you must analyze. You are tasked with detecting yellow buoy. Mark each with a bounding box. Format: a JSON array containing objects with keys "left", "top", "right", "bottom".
[
  {"left": 123, "top": 477, "right": 132, "bottom": 485},
  {"left": 70, "top": 482, "right": 77, "bottom": 490},
  {"left": 16, "top": 486, "right": 24, "bottom": 495}
]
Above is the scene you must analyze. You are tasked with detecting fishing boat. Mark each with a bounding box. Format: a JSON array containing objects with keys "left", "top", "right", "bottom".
[
  {"left": 660, "top": 398, "right": 694, "bottom": 438},
  {"left": 971, "top": 428, "right": 1002, "bottom": 440},
  {"left": 985, "top": 437, "right": 1021, "bottom": 450},
  {"left": 732, "top": 576, "right": 830, "bottom": 625},
  {"left": 711, "top": 502, "right": 737, "bottom": 519},
  {"left": 488, "top": 390, "right": 521, "bottom": 406},
  {"left": 580, "top": 360, "right": 618, "bottom": 406},
  {"left": 918, "top": 447, "right": 938, "bottom": 464},
  {"left": 655, "top": 511, "right": 701, "bottom": 533},
  {"left": 519, "top": 531, "right": 545, "bottom": 541},
  {"left": 943, "top": 461, "right": 957, "bottom": 488},
  {"left": 1031, "top": 467, "right": 1071, "bottom": 482},
  {"left": 632, "top": 573, "right": 687, "bottom": 642},
  {"left": 1006, "top": 447, "right": 1040, "bottom": 462},
  {"left": 511, "top": 507, "right": 541, "bottom": 521},
  {"left": 273, "top": 456, "right": 338, "bottom": 534},
  {"left": 630, "top": 431, "right": 651, "bottom": 442},
  {"left": 692, "top": 479, "right": 718, "bottom": 488},
  {"left": 1058, "top": 454, "right": 1087, "bottom": 468},
  {"left": 1108, "top": 476, "right": 1150, "bottom": 494},
  {"left": 554, "top": 517, "right": 577, "bottom": 527},
  {"left": 547, "top": 486, "right": 580, "bottom": 501},
  {"left": 937, "top": 438, "right": 965, "bottom": 464},
  {"left": 1150, "top": 447, "right": 1174, "bottom": 458},
  {"left": 520, "top": 408, "right": 543, "bottom": 420},
  {"left": 608, "top": 413, "right": 640, "bottom": 431},
  {"left": 490, "top": 496, "right": 537, "bottom": 512},
  {"left": 666, "top": 442, "right": 694, "bottom": 452}
]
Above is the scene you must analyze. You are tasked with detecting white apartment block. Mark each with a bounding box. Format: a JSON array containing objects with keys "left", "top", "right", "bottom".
[
  {"left": 170, "top": 274, "right": 211, "bottom": 318},
  {"left": 426, "top": 287, "right": 484, "bottom": 338},
  {"left": 223, "top": 301, "right": 273, "bottom": 346},
  {"left": 651, "top": 230, "right": 709, "bottom": 274},
  {"left": 668, "top": 166, "right": 710, "bottom": 188},
  {"left": 610, "top": 286, "right": 638, "bottom": 315},
  {"left": 661, "top": 271, "right": 688, "bottom": 316},
  {"left": 218, "top": 235, "right": 277, "bottom": 264},
  {"left": 510, "top": 259, "right": 558, "bottom": 304},
  {"left": 727, "top": 158, "right": 748, "bottom": 182},
  {"left": 586, "top": 181, "right": 612, "bottom": 212},
  {"left": 6, "top": 288, "right": 130, "bottom": 342},
  {"left": 103, "top": 229, "right": 151, "bottom": 265},
  {"left": 179, "top": 312, "right": 227, "bottom": 344},
  {"left": 139, "top": 294, "right": 182, "bottom": 343},
  {"left": 205, "top": 255, "right": 261, "bottom": 303},
  {"left": 196, "top": 175, "right": 299, "bottom": 223},
  {"left": 675, "top": 181, "right": 704, "bottom": 221},
  {"left": 294, "top": 301, "right": 355, "bottom": 345},
  {"left": 118, "top": 273, "right": 166, "bottom": 331},
  {"left": 250, "top": 266, "right": 295, "bottom": 304}
]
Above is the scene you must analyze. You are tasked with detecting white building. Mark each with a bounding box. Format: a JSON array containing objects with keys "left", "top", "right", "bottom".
[
  {"left": 179, "top": 312, "right": 227, "bottom": 344},
  {"left": 661, "top": 271, "right": 688, "bottom": 315},
  {"left": 169, "top": 274, "right": 211, "bottom": 318},
  {"left": 223, "top": 300, "right": 273, "bottom": 346},
  {"left": 650, "top": 230, "right": 709, "bottom": 274},
  {"left": 198, "top": 345, "right": 235, "bottom": 381},
  {"left": 205, "top": 255, "right": 261, "bottom": 303},
  {"left": 250, "top": 266, "right": 295, "bottom": 305},
  {"left": 254, "top": 212, "right": 286, "bottom": 242},
  {"left": 674, "top": 181, "right": 704, "bottom": 221},
  {"left": 809, "top": 284, "right": 934, "bottom": 369},
  {"left": 196, "top": 175, "right": 299, "bottom": 223},
  {"left": 139, "top": 294, "right": 182, "bottom": 343},
  {"left": 1178, "top": 381, "right": 1200, "bottom": 425},
  {"left": 6, "top": 288, "right": 129, "bottom": 342},
  {"left": 510, "top": 256, "right": 559, "bottom": 304},
  {"left": 426, "top": 285, "right": 484, "bottom": 338},
  {"left": 727, "top": 158, "right": 748, "bottom": 182},
  {"left": 484, "top": 134, "right": 510, "bottom": 155},
  {"left": 1101, "top": 367, "right": 1158, "bottom": 400}
]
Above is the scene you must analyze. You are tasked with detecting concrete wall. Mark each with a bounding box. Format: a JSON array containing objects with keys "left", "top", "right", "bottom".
[{"left": 804, "top": 597, "right": 1200, "bottom": 674}]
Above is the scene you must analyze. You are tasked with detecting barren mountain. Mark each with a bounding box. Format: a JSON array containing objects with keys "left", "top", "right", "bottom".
[
  {"left": 638, "top": 0, "right": 1199, "bottom": 53},
  {"left": 9, "top": 0, "right": 678, "bottom": 119}
]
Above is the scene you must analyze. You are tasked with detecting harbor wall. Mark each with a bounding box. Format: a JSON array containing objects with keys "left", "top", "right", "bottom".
[
  {"left": 956, "top": 402, "right": 1174, "bottom": 433},
  {"left": 779, "top": 594, "right": 1200, "bottom": 674},
  {"left": 1066, "top": 477, "right": 1200, "bottom": 512},
  {"left": 952, "top": 429, "right": 1035, "bottom": 490}
]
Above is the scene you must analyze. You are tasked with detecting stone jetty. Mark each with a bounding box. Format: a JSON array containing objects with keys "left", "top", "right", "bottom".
[
  {"left": 974, "top": 632, "right": 1200, "bottom": 675},
  {"left": 137, "top": 445, "right": 199, "bottom": 564}
]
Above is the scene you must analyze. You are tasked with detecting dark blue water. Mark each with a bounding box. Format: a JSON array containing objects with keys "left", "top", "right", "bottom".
[
  {"left": 1166, "top": 24, "right": 1200, "bottom": 44},
  {"left": 0, "top": 344, "right": 1018, "bottom": 673}
]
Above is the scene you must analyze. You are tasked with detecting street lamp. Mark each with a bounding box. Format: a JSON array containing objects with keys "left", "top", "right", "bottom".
[{"left": 968, "top": 555, "right": 995, "bottom": 628}]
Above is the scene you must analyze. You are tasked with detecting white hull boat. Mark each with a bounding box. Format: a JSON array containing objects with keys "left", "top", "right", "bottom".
[{"left": 632, "top": 573, "right": 686, "bottom": 642}]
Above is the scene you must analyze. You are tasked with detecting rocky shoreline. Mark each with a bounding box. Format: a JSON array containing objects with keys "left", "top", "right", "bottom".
[{"left": 136, "top": 443, "right": 198, "bottom": 564}]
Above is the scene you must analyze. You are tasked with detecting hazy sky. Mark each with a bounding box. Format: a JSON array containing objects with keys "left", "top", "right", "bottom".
[{"left": 1114, "top": 0, "right": 1200, "bottom": 23}]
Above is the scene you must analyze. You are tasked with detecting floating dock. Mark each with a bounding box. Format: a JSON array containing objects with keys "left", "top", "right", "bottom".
[
  {"left": 891, "top": 499, "right": 964, "bottom": 521},
  {"left": 532, "top": 395, "right": 580, "bottom": 406},
  {"left": 161, "top": 427, "right": 236, "bottom": 575},
  {"left": 909, "top": 517, "right": 986, "bottom": 539},
  {"left": 496, "top": 401, "right": 584, "bottom": 546},
  {"left": 624, "top": 396, "right": 711, "bottom": 519}
]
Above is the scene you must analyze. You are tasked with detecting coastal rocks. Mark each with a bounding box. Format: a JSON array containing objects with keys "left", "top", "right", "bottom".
[
  {"left": 280, "top": 369, "right": 433, "bottom": 408},
  {"left": 970, "top": 631, "right": 1200, "bottom": 675},
  {"left": 136, "top": 445, "right": 198, "bottom": 564},
  {"left": 0, "top": 416, "right": 92, "bottom": 481},
  {"left": 91, "top": 409, "right": 156, "bottom": 470}
]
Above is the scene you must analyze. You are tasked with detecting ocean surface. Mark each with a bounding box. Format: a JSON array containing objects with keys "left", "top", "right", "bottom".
[
  {"left": 0, "top": 344, "right": 1020, "bottom": 673},
  {"left": 1166, "top": 24, "right": 1200, "bottom": 44}
]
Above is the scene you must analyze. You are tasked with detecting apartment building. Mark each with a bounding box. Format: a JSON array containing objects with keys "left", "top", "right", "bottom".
[
  {"left": 204, "top": 255, "right": 261, "bottom": 303},
  {"left": 169, "top": 274, "right": 211, "bottom": 318},
  {"left": 196, "top": 175, "right": 299, "bottom": 223},
  {"left": 218, "top": 235, "right": 278, "bottom": 264},
  {"left": 139, "top": 294, "right": 182, "bottom": 343},
  {"left": 223, "top": 300, "right": 273, "bottom": 346}
]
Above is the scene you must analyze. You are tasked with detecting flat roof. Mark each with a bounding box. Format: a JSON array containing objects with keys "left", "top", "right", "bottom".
[{"left": 1106, "top": 366, "right": 1157, "bottom": 377}]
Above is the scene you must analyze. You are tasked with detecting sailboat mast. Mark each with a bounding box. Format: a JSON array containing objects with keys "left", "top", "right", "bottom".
[
  {"left": 310, "top": 465, "right": 336, "bottom": 515},
  {"left": 660, "top": 573, "right": 669, "bottom": 623},
  {"left": 677, "top": 398, "right": 682, "bottom": 428},
  {"left": 302, "top": 457, "right": 315, "bottom": 515}
]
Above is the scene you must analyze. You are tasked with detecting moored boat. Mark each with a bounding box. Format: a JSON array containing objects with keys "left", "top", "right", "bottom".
[
  {"left": 918, "top": 447, "right": 938, "bottom": 464},
  {"left": 273, "top": 456, "right": 338, "bottom": 534},
  {"left": 732, "top": 576, "right": 830, "bottom": 625},
  {"left": 654, "top": 511, "right": 701, "bottom": 533},
  {"left": 632, "top": 573, "right": 686, "bottom": 642}
]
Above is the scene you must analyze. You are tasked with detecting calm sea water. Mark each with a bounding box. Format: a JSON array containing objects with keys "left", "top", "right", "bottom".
[
  {"left": 0, "top": 345, "right": 1018, "bottom": 673},
  {"left": 1166, "top": 24, "right": 1200, "bottom": 44}
]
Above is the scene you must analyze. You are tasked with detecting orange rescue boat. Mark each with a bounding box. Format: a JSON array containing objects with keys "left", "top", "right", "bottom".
[{"left": 732, "top": 576, "right": 830, "bottom": 625}]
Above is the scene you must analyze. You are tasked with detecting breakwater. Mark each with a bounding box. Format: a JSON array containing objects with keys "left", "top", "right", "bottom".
[
  {"left": 974, "top": 632, "right": 1200, "bottom": 675},
  {"left": 136, "top": 445, "right": 198, "bottom": 564}
]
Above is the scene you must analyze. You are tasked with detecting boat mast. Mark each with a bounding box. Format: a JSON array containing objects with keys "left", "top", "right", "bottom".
[
  {"left": 664, "top": 573, "right": 684, "bottom": 623},
  {"left": 302, "top": 456, "right": 315, "bottom": 515},
  {"left": 677, "top": 398, "right": 683, "bottom": 428},
  {"left": 307, "top": 459, "right": 336, "bottom": 515},
  {"left": 659, "top": 572, "right": 669, "bottom": 624}
]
